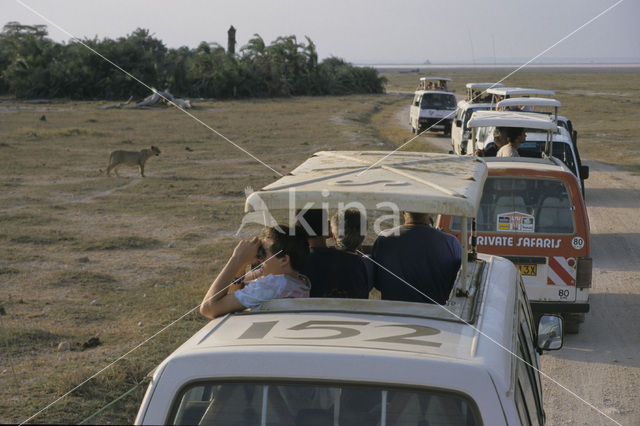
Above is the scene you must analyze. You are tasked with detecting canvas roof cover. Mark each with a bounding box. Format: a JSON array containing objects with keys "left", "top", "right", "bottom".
[
  {"left": 486, "top": 87, "right": 555, "bottom": 96},
  {"left": 497, "top": 97, "right": 561, "bottom": 108},
  {"left": 245, "top": 151, "right": 487, "bottom": 217},
  {"left": 467, "top": 110, "right": 557, "bottom": 131},
  {"left": 466, "top": 82, "right": 504, "bottom": 89},
  {"left": 420, "top": 76, "right": 452, "bottom": 81}
]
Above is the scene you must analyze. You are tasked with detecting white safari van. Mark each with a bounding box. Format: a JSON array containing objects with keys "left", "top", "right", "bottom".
[
  {"left": 451, "top": 83, "right": 504, "bottom": 154},
  {"left": 410, "top": 78, "right": 457, "bottom": 135},
  {"left": 486, "top": 87, "right": 555, "bottom": 104},
  {"left": 494, "top": 98, "right": 588, "bottom": 193},
  {"left": 135, "top": 152, "right": 563, "bottom": 425}
]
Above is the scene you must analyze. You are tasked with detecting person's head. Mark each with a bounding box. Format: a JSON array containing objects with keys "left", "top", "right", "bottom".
[
  {"left": 504, "top": 127, "right": 526, "bottom": 147},
  {"left": 330, "top": 208, "right": 367, "bottom": 252},
  {"left": 402, "top": 211, "right": 431, "bottom": 226},
  {"left": 493, "top": 127, "right": 507, "bottom": 147},
  {"left": 259, "top": 225, "right": 309, "bottom": 274},
  {"left": 296, "top": 209, "right": 328, "bottom": 236}
]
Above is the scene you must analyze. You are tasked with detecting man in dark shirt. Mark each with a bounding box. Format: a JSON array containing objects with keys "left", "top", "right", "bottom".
[
  {"left": 371, "top": 212, "right": 461, "bottom": 304},
  {"left": 299, "top": 209, "right": 370, "bottom": 299}
]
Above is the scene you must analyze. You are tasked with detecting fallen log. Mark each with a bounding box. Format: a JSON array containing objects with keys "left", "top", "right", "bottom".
[
  {"left": 130, "top": 89, "right": 191, "bottom": 109},
  {"left": 97, "top": 96, "right": 133, "bottom": 109}
]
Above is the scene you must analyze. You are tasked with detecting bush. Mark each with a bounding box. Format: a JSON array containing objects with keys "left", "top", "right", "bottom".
[{"left": 0, "top": 22, "right": 386, "bottom": 99}]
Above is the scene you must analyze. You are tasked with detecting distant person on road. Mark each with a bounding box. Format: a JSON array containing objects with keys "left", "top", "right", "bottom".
[
  {"left": 371, "top": 211, "right": 461, "bottom": 304},
  {"left": 497, "top": 127, "right": 526, "bottom": 158},
  {"left": 300, "top": 209, "right": 370, "bottom": 299},
  {"left": 199, "top": 226, "right": 310, "bottom": 319},
  {"left": 475, "top": 127, "right": 507, "bottom": 157}
]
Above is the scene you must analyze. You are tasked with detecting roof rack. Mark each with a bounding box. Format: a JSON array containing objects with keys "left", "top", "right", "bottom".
[{"left": 244, "top": 151, "right": 488, "bottom": 294}]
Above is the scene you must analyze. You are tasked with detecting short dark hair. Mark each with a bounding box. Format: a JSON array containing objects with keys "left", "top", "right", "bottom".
[
  {"left": 405, "top": 212, "right": 430, "bottom": 224},
  {"left": 261, "top": 225, "right": 309, "bottom": 271},
  {"left": 504, "top": 127, "right": 524, "bottom": 142},
  {"left": 296, "top": 209, "right": 328, "bottom": 237}
]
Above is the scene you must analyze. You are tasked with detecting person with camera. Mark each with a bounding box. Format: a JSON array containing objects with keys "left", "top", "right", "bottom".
[{"left": 199, "top": 226, "right": 310, "bottom": 319}]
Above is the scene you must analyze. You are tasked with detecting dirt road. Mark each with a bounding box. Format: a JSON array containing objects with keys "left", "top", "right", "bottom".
[
  {"left": 540, "top": 163, "right": 640, "bottom": 426},
  {"left": 395, "top": 105, "right": 639, "bottom": 424}
]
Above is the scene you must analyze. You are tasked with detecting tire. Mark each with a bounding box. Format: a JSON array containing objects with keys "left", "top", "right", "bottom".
[{"left": 563, "top": 313, "right": 582, "bottom": 334}]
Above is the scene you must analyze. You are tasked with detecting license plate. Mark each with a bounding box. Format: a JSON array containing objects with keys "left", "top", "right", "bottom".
[{"left": 517, "top": 264, "right": 537, "bottom": 276}]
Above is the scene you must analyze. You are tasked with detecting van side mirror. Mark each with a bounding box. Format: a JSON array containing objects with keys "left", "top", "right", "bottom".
[
  {"left": 580, "top": 165, "right": 589, "bottom": 180},
  {"left": 455, "top": 119, "right": 462, "bottom": 127},
  {"left": 414, "top": 101, "right": 420, "bottom": 106},
  {"left": 536, "top": 315, "right": 563, "bottom": 353}
]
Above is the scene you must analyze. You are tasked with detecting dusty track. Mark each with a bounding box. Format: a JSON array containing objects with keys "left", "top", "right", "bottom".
[
  {"left": 396, "top": 105, "right": 640, "bottom": 424},
  {"left": 541, "top": 163, "right": 640, "bottom": 426}
]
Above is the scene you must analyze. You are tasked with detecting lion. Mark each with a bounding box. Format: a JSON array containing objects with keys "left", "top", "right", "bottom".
[{"left": 106, "top": 146, "right": 161, "bottom": 177}]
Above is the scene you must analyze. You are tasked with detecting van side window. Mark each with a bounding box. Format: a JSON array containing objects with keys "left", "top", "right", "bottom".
[
  {"left": 516, "top": 303, "right": 544, "bottom": 426},
  {"left": 515, "top": 381, "right": 532, "bottom": 426}
]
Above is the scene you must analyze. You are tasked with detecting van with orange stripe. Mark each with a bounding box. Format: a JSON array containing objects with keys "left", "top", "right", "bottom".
[{"left": 438, "top": 157, "right": 592, "bottom": 333}]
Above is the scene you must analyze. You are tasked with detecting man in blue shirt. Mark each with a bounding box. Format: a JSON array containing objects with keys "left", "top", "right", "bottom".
[{"left": 371, "top": 211, "right": 461, "bottom": 304}]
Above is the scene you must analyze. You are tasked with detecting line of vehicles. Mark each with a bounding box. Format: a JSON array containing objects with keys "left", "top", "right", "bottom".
[
  {"left": 409, "top": 76, "right": 591, "bottom": 332},
  {"left": 134, "top": 79, "right": 592, "bottom": 425}
]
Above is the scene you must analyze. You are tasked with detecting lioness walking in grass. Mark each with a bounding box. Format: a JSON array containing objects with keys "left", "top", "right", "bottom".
[{"left": 106, "top": 145, "right": 161, "bottom": 177}]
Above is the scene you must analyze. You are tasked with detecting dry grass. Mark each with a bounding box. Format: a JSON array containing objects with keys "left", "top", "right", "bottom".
[{"left": 0, "top": 70, "right": 638, "bottom": 423}]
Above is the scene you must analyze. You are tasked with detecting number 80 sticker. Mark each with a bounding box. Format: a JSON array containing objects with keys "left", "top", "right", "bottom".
[{"left": 571, "top": 236, "right": 585, "bottom": 250}]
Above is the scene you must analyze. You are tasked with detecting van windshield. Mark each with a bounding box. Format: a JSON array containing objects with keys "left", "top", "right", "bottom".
[
  {"left": 421, "top": 93, "right": 457, "bottom": 110},
  {"left": 170, "top": 381, "right": 479, "bottom": 426},
  {"left": 451, "top": 177, "right": 575, "bottom": 234}
]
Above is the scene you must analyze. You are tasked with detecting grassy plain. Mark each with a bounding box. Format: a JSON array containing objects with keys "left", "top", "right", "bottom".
[{"left": 0, "top": 69, "right": 638, "bottom": 424}]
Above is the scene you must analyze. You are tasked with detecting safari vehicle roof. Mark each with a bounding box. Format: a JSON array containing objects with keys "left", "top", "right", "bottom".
[
  {"left": 245, "top": 151, "right": 487, "bottom": 218},
  {"left": 467, "top": 110, "right": 557, "bottom": 131},
  {"left": 486, "top": 87, "right": 555, "bottom": 97},
  {"left": 147, "top": 254, "right": 519, "bottom": 394},
  {"left": 414, "top": 89, "right": 457, "bottom": 96},
  {"left": 420, "top": 76, "right": 451, "bottom": 81},
  {"left": 484, "top": 156, "right": 574, "bottom": 175},
  {"left": 466, "top": 82, "right": 503, "bottom": 90},
  {"left": 497, "top": 97, "right": 561, "bottom": 108}
]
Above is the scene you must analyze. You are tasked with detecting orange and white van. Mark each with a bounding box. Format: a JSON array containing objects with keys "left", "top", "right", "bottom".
[{"left": 438, "top": 157, "right": 591, "bottom": 332}]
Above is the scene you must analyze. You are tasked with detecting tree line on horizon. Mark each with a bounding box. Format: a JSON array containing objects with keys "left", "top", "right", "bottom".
[{"left": 0, "top": 22, "right": 386, "bottom": 100}]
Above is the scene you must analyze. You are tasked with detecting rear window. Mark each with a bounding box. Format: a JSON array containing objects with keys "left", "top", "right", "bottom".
[
  {"left": 421, "top": 93, "right": 457, "bottom": 109},
  {"left": 451, "top": 177, "right": 575, "bottom": 234},
  {"left": 170, "top": 381, "right": 480, "bottom": 426}
]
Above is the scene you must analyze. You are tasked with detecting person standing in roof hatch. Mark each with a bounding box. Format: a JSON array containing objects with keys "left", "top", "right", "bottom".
[
  {"left": 371, "top": 211, "right": 461, "bottom": 304},
  {"left": 497, "top": 127, "right": 525, "bottom": 157}
]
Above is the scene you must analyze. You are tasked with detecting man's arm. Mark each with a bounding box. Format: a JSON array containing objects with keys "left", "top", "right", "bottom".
[{"left": 200, "top": 238, "right": 260, "bottom": 319}]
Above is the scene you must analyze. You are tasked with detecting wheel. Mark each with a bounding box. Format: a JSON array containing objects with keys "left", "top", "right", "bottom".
[{"left": 563, "top": 313, "right": 582, "bottom": 334}]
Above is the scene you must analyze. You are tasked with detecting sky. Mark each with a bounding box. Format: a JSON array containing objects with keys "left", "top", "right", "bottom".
[{"left": 3, "top": 0, "right": 639, "bottom": 64}]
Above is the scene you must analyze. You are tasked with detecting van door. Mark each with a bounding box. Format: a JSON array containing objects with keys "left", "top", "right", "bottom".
[
  {"left": 451, "top": 106, "right": 464, "bottom": 153},
  {"left": 409, "top": 92, "right": 422, "bottom": 133}
]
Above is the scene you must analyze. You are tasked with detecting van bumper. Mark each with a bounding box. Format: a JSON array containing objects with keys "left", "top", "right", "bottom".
[{"left": 531, "top": 302, "right": 590, "bottom": 314}]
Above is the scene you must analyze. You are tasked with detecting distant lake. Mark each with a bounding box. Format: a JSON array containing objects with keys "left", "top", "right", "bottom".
[{"left": 359, "top": 63, "right": 640, "bottom": 71}]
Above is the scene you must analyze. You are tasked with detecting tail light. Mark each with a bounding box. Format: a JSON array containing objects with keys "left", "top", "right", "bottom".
[{"left": 576, "top": 257, "right": 592, "bottom": 288}]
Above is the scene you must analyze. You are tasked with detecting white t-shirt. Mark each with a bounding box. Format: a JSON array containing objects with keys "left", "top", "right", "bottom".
[
  {"left": 497, "top": 144, "right": 520, "bottom": 158},
  {"left": 233, "top": 273, "right": 311, "bottom": 309}
]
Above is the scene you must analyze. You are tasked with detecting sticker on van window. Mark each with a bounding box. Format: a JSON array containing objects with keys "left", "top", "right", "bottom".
[{"left": 496, "top": 212, "right": 535, "bottom": 233}]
